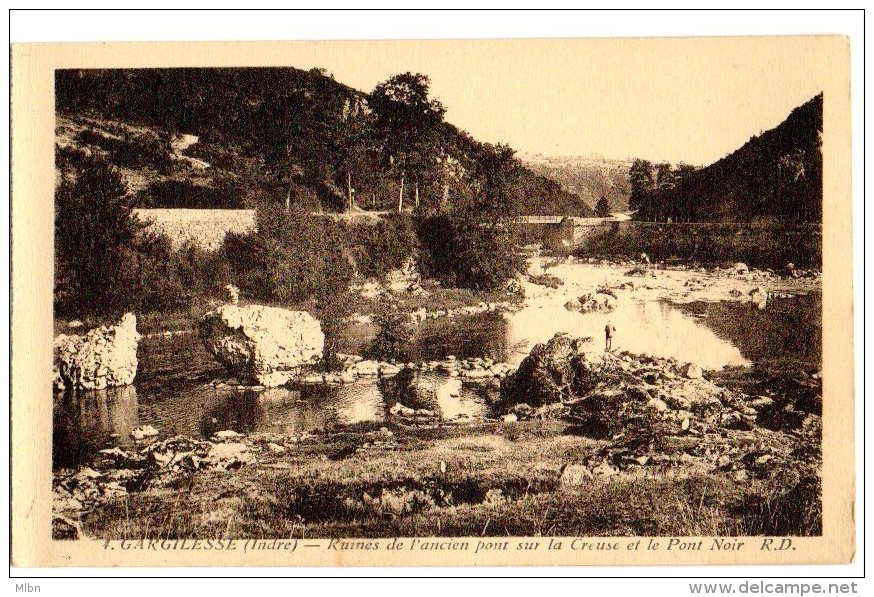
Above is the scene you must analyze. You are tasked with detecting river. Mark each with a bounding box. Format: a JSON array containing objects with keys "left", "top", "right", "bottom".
[{"left": 53, "top": 263, "right": 821, "bottom": 469}]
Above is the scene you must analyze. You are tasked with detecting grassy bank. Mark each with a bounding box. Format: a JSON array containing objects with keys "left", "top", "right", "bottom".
[{"left": 74, "top": 420, "right": 819, "bottom": 539}]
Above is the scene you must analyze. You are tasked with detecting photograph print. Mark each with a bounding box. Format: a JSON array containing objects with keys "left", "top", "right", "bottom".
[{"left": 15, "top": 35, "right": 851, "bottom": 566}]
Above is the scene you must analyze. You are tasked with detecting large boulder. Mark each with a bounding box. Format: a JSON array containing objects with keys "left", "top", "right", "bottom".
[
  {"left": 500, "top": 333, "right": 603, "bottom": 407},
  {"left": 199, "top": 304, "right": 324, "bottom": 387},
  {"left": 53, "top": 313, "right": 140, "bottom": 390}
]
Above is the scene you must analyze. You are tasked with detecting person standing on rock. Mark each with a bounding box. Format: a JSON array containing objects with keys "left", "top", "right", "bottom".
[{"left": 604, "top": 321, "right": 616, "bottom": 351}]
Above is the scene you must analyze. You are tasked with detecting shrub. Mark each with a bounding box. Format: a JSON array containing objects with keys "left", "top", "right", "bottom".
[
  {"left": 577, "top": 223, "right": 822, "bottom": 270},
  {"left": 129, "top": 236, "right": 231, "bottom": 314},
  {"left": 54, "top": 157, "right": 144, "bottom": 317},
  {"left": 417, "top": 214, "right": 521, "bottom": 290},
  {"left": 77, "top": 128, "right": 174, "bottom": 174},
  {"left": 368, "top": 305, "right": 412, "bottom": 361},
  {"left": 349, "top": 215, "right": 418, "bottom": 279},
  {"left": 221, "top": 202, "right": 353, "bottom": 304},
  {"left": 528, "top": 272, "right": 563, "bottom": 289},
  {"left": 54, "top": 156, "right": 235, "bottom": 318},
  {"left": 317, "top": 290, "right": 354, "bottom": 371}
]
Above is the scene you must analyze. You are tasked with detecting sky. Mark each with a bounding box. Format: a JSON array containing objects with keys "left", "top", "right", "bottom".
[{"left": 271, "top": 37, "right": 834, "bottom": 165}]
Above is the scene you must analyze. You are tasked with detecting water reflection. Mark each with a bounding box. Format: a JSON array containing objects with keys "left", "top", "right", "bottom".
[
  {"left": 54, "top": 283, "right": 816, "bottom": 469},
  {"left": 505, "top": 297, "right": 750, "bottom": 369},
  {"left": 53, "top": 385, "right": 139, "bottom": 468},
  {"left": 261, "top": 383, "right": 387, "bottom": 432},
  {"left": 200, "top": 390, "right": 266, "bottom": 437},
  {"left": 379, "top": 370, "right": 488, "bottom": 421},
  {"left": 409, "top": 313, "right": 508, "bottom": 362}
]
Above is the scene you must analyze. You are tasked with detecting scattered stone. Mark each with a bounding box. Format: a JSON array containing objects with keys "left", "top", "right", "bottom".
[
  {"left": 131, "top": 425, "right": 159, "bottom": 441},
  {"left": 592, "top": 461, "right": 620, "bottom": 477},
  {"left": 379, "top": 363, "right": 402, "bottom": 377},
  {"left": 625, "top": 267, "right": 651, "bottom": 277},
  {"left": 266, "top": 442, "right": 287, "bottom": 455},
  {"left": 225, "top": 284, "right": 240, "bottom": 305},
  {"left": 565, "top": 292, "right": 617, "bottom": 313},
  {"left": 684, "top": 363, "right": 703, "bottom": 380},
  {"left": 212, "top": 429, "right": 243, "bottom": 441},
  {"left": 560, "top": 464, "right": 593, "bottom": 486},
  {"left": 646, "top": 398, "right": 669, "bottom": 413},
  {"left": 748, "top": 287, "right": 768, "bottom": 308},
  {"left": 52, "top": 514, "right": 81, "bottom": 540},
  {"left": 206, "top": 442, "right": 249, "bottom": 470}
]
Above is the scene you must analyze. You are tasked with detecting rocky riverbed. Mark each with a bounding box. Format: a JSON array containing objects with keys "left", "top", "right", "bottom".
[
  {"left": 53, "top": 336, "right": 821, "bottom": 539},
  {"left": 52, "top": 255, "right": 822, "bottom": 539}
]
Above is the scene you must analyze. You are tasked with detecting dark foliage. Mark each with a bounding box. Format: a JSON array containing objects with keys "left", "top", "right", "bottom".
[
  {"left": 417, "top": 214, "right": 521, "bottom": 290},
  {"left": 221, "top": 203, "right": 353, "bottom": 305},
  {"left": 316, "top": 290, "right": 355, "bottom": 372},
  {"left": 632, "top": 94, "right": 822, "bottom": 223},
  {"left": 77, "top": 128, "right": 174, "bottom": 174},
  {"left": 348, "top": 215, "right": 418, "bottom": 279},
  {"left": 581, "top": 222, "right": 822, "bottom": 270},
  {"left": 55, "top": 157, "right": 144, "bottom": 316},
  {"left": 415, "top": 143, "right": 524, "bottom": 290},
  {"left": 368, "top": 305, "right": 413, "bottom": 361},
  {"left": 129, "top": 236, "right": 232, "bottom": 314},
  {"left": 56, "top": 67, "right": 588, "bottom": 216},
  {"left": 54, "top": 157, "right": 230, "bottom": 318},
  {"left": 595, "top": 195, "right": 611, "bottom": 218},
  {"left": 134, "top": 178, "right": 245, "bottom": 209}
]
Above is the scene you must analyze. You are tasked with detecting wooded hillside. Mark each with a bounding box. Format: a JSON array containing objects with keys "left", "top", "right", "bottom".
[
  {"left": 56, "top": 68, "right": 591, "bottom": 216},
  {"left": 630, "top": 94, "right": 822, "bottom": 223}
]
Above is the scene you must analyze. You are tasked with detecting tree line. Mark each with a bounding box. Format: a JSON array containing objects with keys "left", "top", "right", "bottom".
[
  {"left": 56, "top": 68, "right": 587, "bottom": 217},
  {"left": 629, "top": 94, "right": 822, "bottom": 224}
]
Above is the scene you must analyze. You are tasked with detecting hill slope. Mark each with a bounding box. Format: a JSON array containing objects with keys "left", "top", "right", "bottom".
[
  {"left": 55, "top": 68, "right": 592, "bottom": 216},
  {"left": 520, "top": 154, "right": 632, "bottom": 213},
  {"left": 634, "top": 94, "right": 823, "bottom": 223}
]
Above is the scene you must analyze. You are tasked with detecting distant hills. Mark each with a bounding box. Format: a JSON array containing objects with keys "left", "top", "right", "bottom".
[
  {"left": 55, "top": 68, "right": 592, "bottom": 217},
  {"left": 519, "top": 154, "right": 633, "bottom": 213},
  {"left": 633, "top": 94, "right": 823, "bottom": 223}
]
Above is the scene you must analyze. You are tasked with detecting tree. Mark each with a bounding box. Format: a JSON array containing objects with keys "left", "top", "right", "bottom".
[
  {"left": 654, "top": 163, "right": 675, "bottom": 189},
  {"left": 628, "top": 159, "right": 654, "bottom": 215},
  {"left": 222, "top": 202, "right": 352, "bottom": 304},
  {"left": 54, "top": 157, "right": 143, "bottom": 316},
  {"left": 417, "top": 143, "right": 523, "bottom": 290},
  {"left": 370, "top": 73, "right": 446, "bottom": 212},
  {"left": 368, "top": 304, "right": 413, "bottom": 361},
  {"left": 674, "top": 163, "right": 697, "bottom": 182},
  {"left": 333, "top": 96, "right": 375, "bottom": 212},
  {"left": 595, "top": 195, "right": 611, "bottom": 218}
]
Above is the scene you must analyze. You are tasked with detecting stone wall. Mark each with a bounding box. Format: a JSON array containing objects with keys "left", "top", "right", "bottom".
[{"left": 134, "top": 208, "right": 256, "bottom": 251}]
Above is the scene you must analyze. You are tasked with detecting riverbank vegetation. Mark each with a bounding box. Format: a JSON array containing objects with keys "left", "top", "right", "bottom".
[
  {"left": 577, "top": 221, "right": 822, "bottom": 270},
  {"left": 54, "top": 153, "right": 524, "bottom": 323},
  {"left": 55, "top": 68, "right": 555, "bottom": 324}
]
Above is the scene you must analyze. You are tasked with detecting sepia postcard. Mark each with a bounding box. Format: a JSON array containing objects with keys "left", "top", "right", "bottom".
[{"left": 10, "top": 36, "right": 854, "bottom": 567}]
